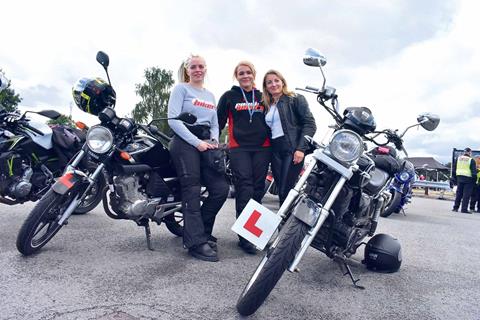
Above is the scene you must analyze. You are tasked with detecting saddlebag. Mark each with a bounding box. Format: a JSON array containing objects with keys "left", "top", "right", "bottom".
[{"left": 51, "top": 126, "right": 85, "bottom": 167}]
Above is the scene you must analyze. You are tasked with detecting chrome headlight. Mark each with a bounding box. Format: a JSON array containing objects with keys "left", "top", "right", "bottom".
[
  {"left": 398, "top": 171, "right": 411, "bottom": 182},
  {"left": 86, "top": 125, "right": 113, "bottom": 154},
  {"left": 328, "top": 129, "right": 363, "bottom": 163}
]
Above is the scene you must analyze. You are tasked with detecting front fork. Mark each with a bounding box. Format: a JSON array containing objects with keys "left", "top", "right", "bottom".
[{"left": 57, "top": 150, "right": 105, "bottom": 225}]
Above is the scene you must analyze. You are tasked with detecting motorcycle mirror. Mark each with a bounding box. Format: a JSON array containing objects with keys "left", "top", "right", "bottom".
[
  {"left": 176, "top": 112, "right": 197, "bottom": 125},
  {"left": 96, "top": 51, "right": 110, "bottom": 68},
  {"left": 303, "top": 48, "right": 327, "bottom": 67},
  {"left": 36, "top": 110, "right": 62, "bottom": 120},
  {"left": 417, "top": 113, "right": 440, "bottom": 131}
]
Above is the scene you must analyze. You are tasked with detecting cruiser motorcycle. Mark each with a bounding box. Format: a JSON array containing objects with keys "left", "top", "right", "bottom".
[
  {"left": 0, "top": 74, "right": 101, "bottom": 212},
  {"left": 16, "top": 51, "right": 193, "bottom": 255},
  {"left": 235, "top": 48, "right": 440, "bottom": 315},
  {"left": 381, "top": 158, "right": 416, "bottom": 217}
]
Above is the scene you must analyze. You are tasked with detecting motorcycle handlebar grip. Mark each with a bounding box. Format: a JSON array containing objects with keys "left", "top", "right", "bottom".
[
  {"left": 24, "top": 123, "right": 44, "bottom": 136},
  {"left": 306, "top": 85, "right": 320, "bottom": 91}
]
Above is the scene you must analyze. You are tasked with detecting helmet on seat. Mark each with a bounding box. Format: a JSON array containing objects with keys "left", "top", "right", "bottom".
[
  {"left": 72, "top": 77, "right": 116, "bottom": 115},
  {"left": 363, "top": 233, "right": 402, "bottom": 273}
]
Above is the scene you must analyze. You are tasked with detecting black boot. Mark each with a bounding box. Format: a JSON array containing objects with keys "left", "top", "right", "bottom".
[
  {"left": 238, "top": 239, "right": 257, "bottom": 255},
  {"left": 188, "top": 243, "right": 219, "bottom": 262}
]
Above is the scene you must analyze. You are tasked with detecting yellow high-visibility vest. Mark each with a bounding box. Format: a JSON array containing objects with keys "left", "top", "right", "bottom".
[{"left": 456, "top": 155, "right": 473, "bottom": 177}]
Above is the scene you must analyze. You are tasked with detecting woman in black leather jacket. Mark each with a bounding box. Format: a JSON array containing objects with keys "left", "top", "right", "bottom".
[{"left": 262, "top": 69, "right": 316, "bottom": 205}]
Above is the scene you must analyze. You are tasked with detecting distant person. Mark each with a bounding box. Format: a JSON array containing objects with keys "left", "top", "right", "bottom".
[
  {"left": 469, "top": 156, "right": 480, "bottom": 212},
  {"left": 419, "top": 174, "right": 426, "bottom": 181},
  {"left": 452, "top": 147, "right": 477, "bottom": 213}
]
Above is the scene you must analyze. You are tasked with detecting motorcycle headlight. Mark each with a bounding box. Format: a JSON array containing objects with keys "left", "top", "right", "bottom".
[
  {"left": 86, "top": 125, "right": 113, "bottom": 154},
  {"left": 398, "top": 171, "right": 411, "bottom": 182},
  {"left": 328, "top": 129, "right": 363, "bottom": 163}
]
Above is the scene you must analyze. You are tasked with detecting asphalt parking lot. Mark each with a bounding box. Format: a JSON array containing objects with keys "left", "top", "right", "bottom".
[{"left": 0, "top": 195, "right": 479, "bottom": 320}]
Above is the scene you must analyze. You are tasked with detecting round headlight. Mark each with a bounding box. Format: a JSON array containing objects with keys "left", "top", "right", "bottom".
[
  {"left": 86, "top": 125, "right": 113, "bottom": 154},
  {"left": 398, "top": 171, "right": 411, "bottom": 182},
  {"left": 329, "top": 129, "right": 363, "bottom": 163}
]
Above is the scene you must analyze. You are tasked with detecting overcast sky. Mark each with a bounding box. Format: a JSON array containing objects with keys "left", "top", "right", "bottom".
[{"left": 2, "top": 0, "right": 478, "bottom": 163}]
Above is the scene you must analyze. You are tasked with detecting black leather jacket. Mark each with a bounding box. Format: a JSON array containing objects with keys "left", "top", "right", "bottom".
[{"left": 275, "top": 94, "right": 316, "bottom": 152}]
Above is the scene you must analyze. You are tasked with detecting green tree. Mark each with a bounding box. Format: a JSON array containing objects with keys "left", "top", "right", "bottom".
[
  {"left": 47, "top": 114, "right": 75, "bottom": 128},
  {"left": 132, "top": 67, "right": 174, "bottom": 134},
  {"left": 0, "top": 69, "right": 22, "bottom": 112}
]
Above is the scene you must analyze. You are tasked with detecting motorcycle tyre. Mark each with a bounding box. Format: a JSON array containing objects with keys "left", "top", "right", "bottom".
[
  {"left": 381, "top": 190, "right": 402, "bottom": 218},
  {"left": 72, "top": 176, "right": 106, "bottom": 214},
  {"left": 16, "top": 189, "right": 74, "bottom": 255},
  {"left": 164, "top": 211, "right": 184, "bottom": 237},
  {"left": 236, "top": 215, "right": 309, "bottom": 316}
]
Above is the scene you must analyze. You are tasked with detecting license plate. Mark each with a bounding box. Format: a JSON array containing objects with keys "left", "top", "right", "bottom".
[{"left": 231, "top": 199, "right": 282, "bottom": 250}]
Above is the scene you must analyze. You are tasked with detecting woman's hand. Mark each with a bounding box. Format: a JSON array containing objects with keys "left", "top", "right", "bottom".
[
  {"left": 293, "top": 150, "right": 305, "bottom": 164},
  {"left": 197, "top": 141, "right": 217, "bottom": 152}
]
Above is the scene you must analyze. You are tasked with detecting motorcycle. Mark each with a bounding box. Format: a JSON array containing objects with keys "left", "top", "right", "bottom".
[
  {"left": 235, "top": 48, "right": 440, "bottom": 316},
  {"left": 16, "top": 51, "right": 197, "bottom": 256},
  {"left": 0, "top": 77, "right": 102, "bottom": 213},
  {"left": 381, "top": 158, "right": 416, "bottom": 217}
]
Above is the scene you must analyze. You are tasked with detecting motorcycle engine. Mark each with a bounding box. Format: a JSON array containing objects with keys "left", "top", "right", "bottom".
[{"left": 111, "top": 175, "right": 150, "bottom": 217}]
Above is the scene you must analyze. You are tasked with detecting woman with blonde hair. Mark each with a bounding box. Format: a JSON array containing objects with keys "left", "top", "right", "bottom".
[
  {"left": 263, "top": 69, "right": 316, "bottom": 205},
  {"left": 218, "top": 61, "right": 270, "bottom": 254},
  {"left": 168, "top": 54, "right": 229, "bottom": 262}
]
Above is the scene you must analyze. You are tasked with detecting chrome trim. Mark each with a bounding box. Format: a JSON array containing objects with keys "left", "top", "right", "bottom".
[{"left": 312, "top": 150, "right": 353, "bottom": 179}]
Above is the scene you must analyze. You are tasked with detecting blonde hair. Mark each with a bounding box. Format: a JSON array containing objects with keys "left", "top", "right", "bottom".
[
  {"left": 262, "top": 69, "right": 294, "bottom": 109},
  {"left": 177, "top": 54, "right": 206, "bottom": 83},
  {"left": 233, "top": 61, "right": 257, "bottom": 88}
]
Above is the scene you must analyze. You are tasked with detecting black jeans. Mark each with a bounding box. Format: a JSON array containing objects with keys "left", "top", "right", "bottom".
[
  {"left": 229, "top": 148, "right": 271, "bottom": 216},
  {"left": 454, "top": 180, "right": 474, "bottom": 211},
  {"left": 469, "top": 184, "right": 480, "bottom": 211},
  {"left": 170, "top": 136, "right": 229, "bottom": 249},
  {"left": 271, "top": 136, "right": 303, "bottom": 205}
]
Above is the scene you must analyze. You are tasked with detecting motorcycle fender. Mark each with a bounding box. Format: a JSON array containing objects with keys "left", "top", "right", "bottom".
[
  {"left": 52, "top": 172, "right": 80, "bottom": 195},
  {"left": 390, "top": 184, "right": 402, "bottom": 193},
  {"left": 293, "top": 197, "right": 322, "bottom": 227}
]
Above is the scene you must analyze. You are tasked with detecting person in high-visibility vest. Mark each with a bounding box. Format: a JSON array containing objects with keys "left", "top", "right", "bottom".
[
  {"left": 468, "top": 157, "right": 480, "bottom": 212},
  {"left": 452, "top": 147, "right": 477, "bottom": 213}
]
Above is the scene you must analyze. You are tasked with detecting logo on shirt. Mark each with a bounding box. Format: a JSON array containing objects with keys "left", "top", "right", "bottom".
[
  {"left": 193, "top": 99, "right": 215, "bottom": 110},
  {"left": 234, "top": 102, "right": 264, "bottom": 112}
]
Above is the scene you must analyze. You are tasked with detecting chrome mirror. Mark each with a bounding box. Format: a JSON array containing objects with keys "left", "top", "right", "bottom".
[
  {"left": 303, "top": 48, "right": 327, "bottom": 67},
  {"left": 417, "top": 113, "right": 440, "bottom": 131}
]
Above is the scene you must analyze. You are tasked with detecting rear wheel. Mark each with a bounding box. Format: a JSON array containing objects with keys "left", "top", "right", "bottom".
[
  {"left": 73, "top": 177, "right": 106, "bottom": 214},
  {"left": 236, "top": 215, "right": 309, "bottom": 316},
  {"left": 164, "top": 211, "right": 184, "bottom": 237},
  {"left": 16, "top": 190, "right": 77, "bottom": 255}
]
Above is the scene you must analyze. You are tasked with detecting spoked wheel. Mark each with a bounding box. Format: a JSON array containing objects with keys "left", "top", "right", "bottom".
[
  {"left": 16, "top": 190, "right": 77, "bottom": 256},
  {"left": 73, "top": 166, "right": 106, "bottom": 214},
  {"left": 164, "top": 211, "right": 184, "bottom": 237},
  {"left": 236, "top": 215, "right": 309, "bottom": 316}
]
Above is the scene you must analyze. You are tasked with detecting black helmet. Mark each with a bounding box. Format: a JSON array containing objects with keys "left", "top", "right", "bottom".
[
  {"left": 72, "top": 77, "right": 116, "bottom": 115},
  {"left": 363, "top": 233, "right": 402, "bottom": 273},
  {"left": 343, "top": 107, "right": 376, "bottom": 135}
]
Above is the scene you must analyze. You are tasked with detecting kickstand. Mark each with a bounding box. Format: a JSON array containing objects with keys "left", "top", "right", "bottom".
[
  {"left": 337, "top": 261, "right": 365, "bottom": 290},
  {"left": 144, "top": 222, "right": 154, "bottom": 251}
]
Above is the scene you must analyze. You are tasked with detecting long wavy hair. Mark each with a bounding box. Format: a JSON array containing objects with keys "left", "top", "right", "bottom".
[
  {"left": 177, "top": 54, "right": 206, "bottom": 83},
  {"left": 262, "top": 69, "right": 294, "bottom": 110}
]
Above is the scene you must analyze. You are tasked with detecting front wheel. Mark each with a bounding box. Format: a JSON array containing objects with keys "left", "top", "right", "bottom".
[
  {"left": 236, "top": 215, "right": 309, "bottom": 316},
  {"left": 16, "top": 190, "right": 76, "bottom": 255},
  {"left": 381, "top": 190, "right": 401, "bottom": 217}
]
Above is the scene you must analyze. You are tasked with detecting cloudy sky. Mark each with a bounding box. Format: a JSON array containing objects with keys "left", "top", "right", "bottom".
[{"left": 1, "top": 0, "right": 478, "bottom": 163}]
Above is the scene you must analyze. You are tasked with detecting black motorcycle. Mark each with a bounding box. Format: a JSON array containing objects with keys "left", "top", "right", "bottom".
[
  {"left": 0, "top": 90, "right": 102, "bottom": 213},
  {"left": 16, "top": 51, "right": 196, "bottom": 255},
  {"left": 235, "top": 48, "right": 440, "bottom": 315}
]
